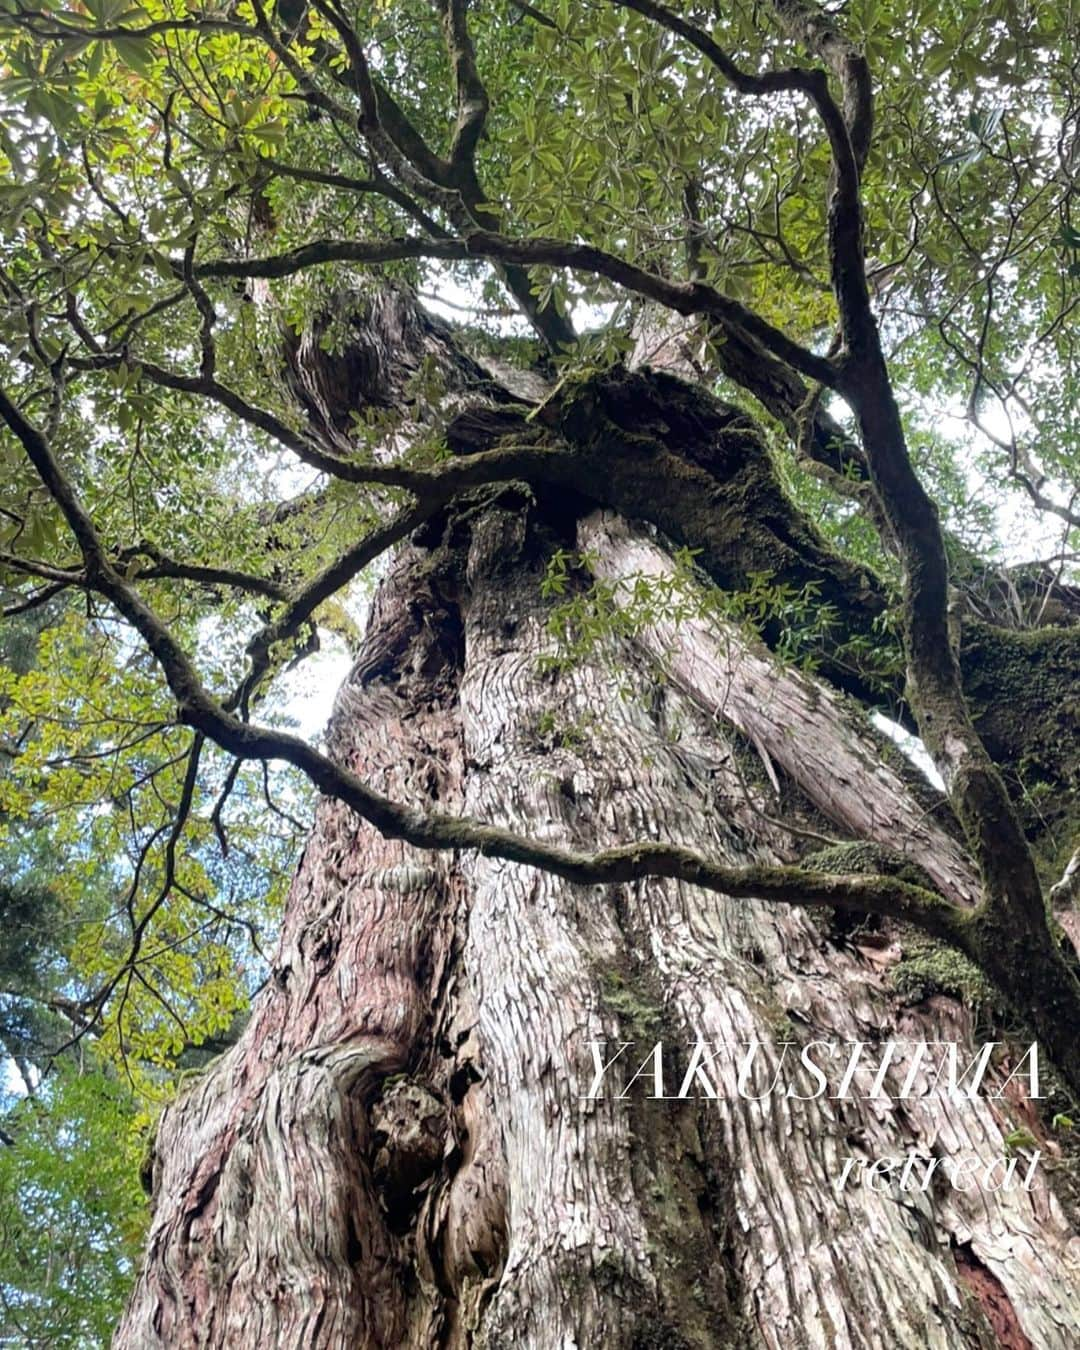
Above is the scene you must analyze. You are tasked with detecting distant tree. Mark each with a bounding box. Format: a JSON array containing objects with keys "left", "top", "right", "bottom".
[{"left": 0, "top": 1066, "right": 147, "bottom": 1346}]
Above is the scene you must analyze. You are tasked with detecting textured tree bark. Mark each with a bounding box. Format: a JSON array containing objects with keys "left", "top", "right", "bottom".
[{"left": 117, "top": 485, "right": 1080, "bottom": 1349}]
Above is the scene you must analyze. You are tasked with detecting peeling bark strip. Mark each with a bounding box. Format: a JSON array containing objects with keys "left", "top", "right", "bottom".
[
  {"left": 953, "top": 1246, "right": 1036, "bottom": 1350},
  {"left": 579, "top": 510, "right": 979, "bottom": 908},
  {"left": 117, "top": 549, "right": 508, "bottom": 1347},
  {"left": 116, "top": 502, "right": 1080, "bottom": 1350}
]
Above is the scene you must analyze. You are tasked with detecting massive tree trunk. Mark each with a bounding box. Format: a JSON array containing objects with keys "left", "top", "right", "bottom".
[{"left": 117, "top": 464, "right": 1080, "bottom": 1346}]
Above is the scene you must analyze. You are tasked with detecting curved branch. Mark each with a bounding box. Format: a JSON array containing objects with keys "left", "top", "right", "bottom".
[
  {"left": 309, "top": 0, "right": 453, "bottom": 188},
  {"left": 0, "top": 11, "right": 243, "bottom": 40},
  {"left": 437, "top": 0, "right": 490, "bottom": 173},
  {"left": 611, "top": 0, "right": 873, "bottom": 355},
  {"left": 262, "top": 162, "right": 449, "bottom": 238},
  {"left": 232, "top": 498, "right": 435, "bottom": 714},
  {"left": 0, "top": 382, "right": 963, "bottom": 952},
  {"left": 769, "top": 0, "right": 873, "bottom": 173},
  {"left": 1, "top": 579, "right": 71, "bottom": 617},
  {"left": 0, "top": 550, "right": 83, "bottom": 585},
  {"left": 114, "top": 543, "right": 290, "bottom": 601},
  {"left": 196, "top": 232, "right": 839, "bottom": 387}
]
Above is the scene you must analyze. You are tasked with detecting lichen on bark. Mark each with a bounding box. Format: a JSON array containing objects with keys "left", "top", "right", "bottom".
[{"left": 116, "top": 483, "right": 1080, "bottom": 1348}]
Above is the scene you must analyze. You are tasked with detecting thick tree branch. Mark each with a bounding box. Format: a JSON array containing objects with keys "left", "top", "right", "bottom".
[
  {"left": 196, "top": 232, "right": 838, "bottom": 386},
  {"left": 0, "top": 9, "right": 243, "bottom": 40},
  {"left": 680, "top": 0, "right": 1051, "bottom": 932},
  {"left": 114, "top": 543, "right": 290, "bottom": 602},
  {"left": 1, "top": 580, "right": 70, "bottom": 617},
  {"left": 838, "top": 320, "right": 1045, "bottom": 929},
  {"left": 768, "top": 0, "right": 873, "bottom": 173},
  {"left": 0, "top": 551, "right": 83, "bottom": 585},
  {"left": 0, "top": 385, "right": 962, "bottom": 948},
  {"left": 310, "top": 0, "right": 455, "bottom": 190},
  {"left": 438, "top": 0, "right": 490, "bottom": 174},
  {"left": 581, "top": 510, "right": 978, "bottom": 907}
]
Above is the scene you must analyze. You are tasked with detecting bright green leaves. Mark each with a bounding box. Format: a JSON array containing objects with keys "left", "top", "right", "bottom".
[
  {"left": 0, "top": 1, "right": 156, "bottom": 139},
  {"left": 0, "top": 1063, "right": 150, "bottom": 1345},
  {"left": 538, "top": 542, "right": 842, "bottom": 684},
  {"left": 0, "top": 599, "right": 306, "bottom": 1089}
]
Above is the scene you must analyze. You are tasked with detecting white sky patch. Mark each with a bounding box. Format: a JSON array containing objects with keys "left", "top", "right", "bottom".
[
  {"left": 872, "top": 711, "right": 945, "bottom": 792},
  {"left": 1, "top": 1060, "right": 27, "bottom": 1100},
  {"left": 273, "top": 628, "right": 356, "bottom": 742},
  {"left": 937, "top": 402, "right": 1070, "bottom": 568},
  {"left": 422, "top": 273, "right": 532, "bottom": 336}
]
